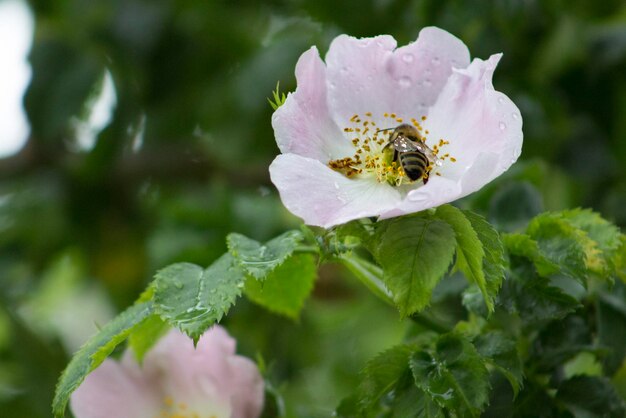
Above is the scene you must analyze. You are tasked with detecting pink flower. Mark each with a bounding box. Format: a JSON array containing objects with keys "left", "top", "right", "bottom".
[
  {"left": 70, "top": 326, "right": 264, "bottom": 418},
  {"left": 270, "top": 27, "right": 523, "bottom": 228}
]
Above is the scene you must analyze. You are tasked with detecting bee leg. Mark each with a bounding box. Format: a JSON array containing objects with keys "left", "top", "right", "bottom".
[{"left": 422, "top": 173, "right": 429, "bottom": 185}]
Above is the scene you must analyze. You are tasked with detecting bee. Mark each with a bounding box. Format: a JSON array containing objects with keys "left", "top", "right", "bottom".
[{"left": 380, "top": 123, "right": 440, "bottom": 184}]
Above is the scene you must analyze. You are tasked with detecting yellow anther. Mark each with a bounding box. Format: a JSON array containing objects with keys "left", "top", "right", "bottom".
[{"left": 365, "top": 112, "right": 372, "bottom": 117}]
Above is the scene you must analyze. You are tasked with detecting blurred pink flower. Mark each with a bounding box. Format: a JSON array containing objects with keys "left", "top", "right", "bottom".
[
  {"left": 70, "top": 326, "right": 264, "bottom": 418},
  {"left": 270, "top": 27, "right": 523, "bottom": 228}
]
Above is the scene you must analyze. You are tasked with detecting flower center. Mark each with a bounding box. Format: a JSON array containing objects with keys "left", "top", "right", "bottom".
[
  {"left": 328, "top": 112, "right": 456, "bottom": 186},
  {"left": 157, "top": 396, "right": 218, "bottom": 418}
]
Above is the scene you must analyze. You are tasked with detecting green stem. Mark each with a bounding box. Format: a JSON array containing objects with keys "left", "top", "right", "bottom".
[
  {"left": 337, "top": 253, "right": 394, "bottom": 306},
  {"left": 294, "top": 245, "right": 321, "bottom": 254},
  {"left": 337, "top": 253, "right": 451, "bottom": 333}
]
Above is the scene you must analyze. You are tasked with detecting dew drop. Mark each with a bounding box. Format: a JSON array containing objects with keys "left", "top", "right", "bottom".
[
  {"left": 497, "top": 97, "right": 504, "bottom": 104},
  {"left": 398, "top": 76, "right": 412, "bottom": 88},
  {"left": 498, "top": 122, "right": 506, "bottom": 131},
  {"left": 512, "top": 112, "right": 519, "bottom": 120},
  {"left": 431, "top": 56, "right": 440, "bottom": 65},
  {"left": 333, "top": 182, "right": 340, "bottom": 190},
  {"left": 174, "top": 280, "right": 184, "bottom": 290},
  {"left": 402, "top": 53, "right": 414, "bottom": 63},
  {"left": 407, "top": 192, "right": 427, "bottom": 202}
]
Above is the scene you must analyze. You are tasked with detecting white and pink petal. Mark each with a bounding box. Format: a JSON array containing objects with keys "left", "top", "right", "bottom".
[
  {"left": 272, "top": 46, "right": 353, "bottom": 162},
  {"left": 270, "top": 154, "right": 402, "bottom": 228},
  {"left": 70, "top": 359, "right": 160, "bottom": 418}
]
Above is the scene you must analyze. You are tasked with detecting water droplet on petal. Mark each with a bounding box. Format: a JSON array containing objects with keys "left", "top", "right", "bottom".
[
  {"left": 398, "top": 76, "right": 412, "bottom": 88},
  {"left": 333, "top": 182, "right": 340, "bottom": 190},
  {"left": 402, "top": 53, "right": 414, "bottom": 63},
  {"left": 174, "top": 281, "right": 184, "bottom": 290},
  {"left": 431, "top": 56, "right": 440, "bottom": 65},
  {"left": 498, "top": 122, "right": 507, "bottom": 131},
  {"left": 512, "top": 112, "right": 519, "bottom": 120},
  {"left": 497, "top": 97, "right": 504, "bottom": 104},
  {"left": 408, "top": 193, "right": 428, "bottom": 202}
]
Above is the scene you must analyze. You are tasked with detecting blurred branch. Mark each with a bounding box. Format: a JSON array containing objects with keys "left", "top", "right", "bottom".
[{"left": 0, "top": 138, "right": 271, "bottom": 187}]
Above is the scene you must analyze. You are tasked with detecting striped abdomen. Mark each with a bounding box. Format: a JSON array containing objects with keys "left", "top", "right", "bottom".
[{"left": 399, "top": 150, "right": 429, "bottom": 183}]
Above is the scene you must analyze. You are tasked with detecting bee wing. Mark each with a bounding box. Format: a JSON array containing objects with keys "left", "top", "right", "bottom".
[
  {"left": 412, "top": 141, "right": 441, "bottom": 164},
  {"left": 392, "top": 136, "right": 420, "bottom": 152}
]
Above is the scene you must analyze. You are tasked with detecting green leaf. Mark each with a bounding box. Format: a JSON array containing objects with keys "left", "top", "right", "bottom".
[
  {"left": 268, "top": 81, "right": 287, "bottom": 110},
  {"left": 503, "top": 233, "right": 560, "bottom": 277},
  {"left": 127, "top": 314, "right": 170, "bottom": 363},
  {"left": 464, "top": 210, "right": 506, "bottom": 311},
  {"left": 335, "top": 394, "right": 364, "bottom": 418},
  {"left": 556, "top": 376, "right": 626, "bottom": 417},
  {"left": 597, "top": 285, "right": 626, "bottom": 375},
  {"left": 244, "top": 254, "right": 316, "bottom": 320},
  {"left": 531, "top": 315, "right": 593, "bottom": 372},
  {"left": 410, "top": 333, "right": 490, "bottom": 417},
  {"left": 561, "top": 208, "right": 623, "bottom": 277},
  {"left": 52, "top": 301, "right": 153, "bottom": 418},
  {"left": 359, "top": 344, "right": 415, "bottom": 410},
  {"left": 153, "top": 256, "right": 246, "bottom": 341},
  {"left": 500, "top": 259, "right": 580, "bottom": 325},
  {"left": 374, "top": 216, "right": 456, "bottom": 316},
  {"left": 227, "top": 230, "right": 304, "bottom": 280},
  {"left": 436, "top": 205, "right": 497, "bottom": 312},
  {"left": 527, "top": 213, "right": 592, "bottom": 285},
  {"left": 390, "top": 378, "right": 444, "bottom": 418},
  {"left": 473, "top": 331, "right": 523, "bottom": 396}
]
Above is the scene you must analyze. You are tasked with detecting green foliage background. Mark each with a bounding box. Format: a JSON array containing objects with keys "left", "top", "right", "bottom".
[{"left": 1, "top": 0, "right": 626, "bottom": 417}]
